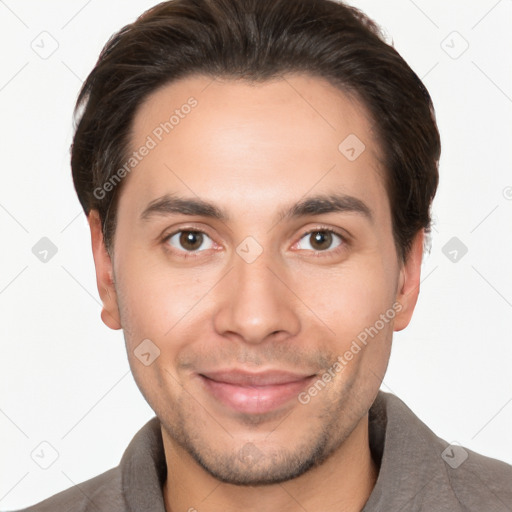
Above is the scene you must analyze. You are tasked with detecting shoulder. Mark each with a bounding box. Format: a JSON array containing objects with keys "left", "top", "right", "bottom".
[
  {"left": 442, "top": 444, "right": 512, "bottom": 509},
  {"left": 370, "top": 392, "right": 512, "bottom": 510},
  {"left": 11, "top": 417, "right": 164, "bottom": 512},
  {"left": 12, "top": 466, "right": 125, "bottom": 512}
]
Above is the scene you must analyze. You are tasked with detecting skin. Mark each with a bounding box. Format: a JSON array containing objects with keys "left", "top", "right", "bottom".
[{"left": 89, "top": 73, "right": 423, "bottom": 512}]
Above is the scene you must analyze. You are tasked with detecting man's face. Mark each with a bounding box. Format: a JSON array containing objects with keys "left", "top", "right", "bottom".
[{"left": 91, "top": 74, "right": 421, "bottom": 485}]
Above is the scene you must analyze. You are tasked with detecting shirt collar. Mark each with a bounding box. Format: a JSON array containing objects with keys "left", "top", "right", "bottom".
[
  {"left": 362, "top": 391, "right": 456, "bottom": 510},
  {"left": 119, "top": 391, "right": 454, "bottom": 511},
  {"left": 121, "top": 415, "right": 167, "bottom": 511}
]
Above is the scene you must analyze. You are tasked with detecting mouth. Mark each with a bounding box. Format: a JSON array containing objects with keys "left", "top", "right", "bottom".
[{"left": 198, "top": 369, "right": 317, "bottom": 415}]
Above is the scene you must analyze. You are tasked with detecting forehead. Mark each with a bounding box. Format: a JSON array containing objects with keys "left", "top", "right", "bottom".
[{"left": 120, "top": 73, "right": 388, "bottom": 222}]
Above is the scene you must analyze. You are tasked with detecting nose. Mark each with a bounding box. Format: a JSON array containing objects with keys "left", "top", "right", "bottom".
[{"left": 212, "top": 250, "right": 301, "bottom": 345}]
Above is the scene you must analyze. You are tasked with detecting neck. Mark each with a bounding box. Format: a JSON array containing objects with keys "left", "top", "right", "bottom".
[{"left": 162, "top": 414, "right": 377, "bottom": 512}]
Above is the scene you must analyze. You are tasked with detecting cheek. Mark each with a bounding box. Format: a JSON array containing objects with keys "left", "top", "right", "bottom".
[
  {"left": 296, "top": 260, "right": 396, "bottom": 334},
  {"left": 114, "top": 258, "right": 199, "bottom": 407},
  {"left": 289, "top": 257, "right": 397, "bottom": 383},
  {"left": 114, "top": 251, "right": 218, "bottom": 347}
]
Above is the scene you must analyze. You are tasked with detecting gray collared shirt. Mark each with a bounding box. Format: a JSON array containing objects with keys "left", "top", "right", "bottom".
[{"left": 13, "top": 391, "right": 512, "bottom": 511}]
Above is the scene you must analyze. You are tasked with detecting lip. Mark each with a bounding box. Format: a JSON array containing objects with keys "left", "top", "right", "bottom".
[{"left": 198, "top": 369, "right": 317, "bottom": 414}]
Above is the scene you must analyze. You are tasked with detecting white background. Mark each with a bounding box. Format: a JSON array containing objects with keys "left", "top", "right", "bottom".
[{"left": 1, "top": 0, "right": 511, "bottom": 509}]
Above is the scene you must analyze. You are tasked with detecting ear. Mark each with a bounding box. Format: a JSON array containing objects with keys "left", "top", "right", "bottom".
[
  {"left": 88, "top": 210, "right": 122, "bottom": 330},
  {"left": 393, "top": 230, "right": 424, "bottom": 332}
]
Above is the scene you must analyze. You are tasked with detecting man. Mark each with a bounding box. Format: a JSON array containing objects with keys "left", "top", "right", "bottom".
[{"left": 16, "top": 0, "right": 512, "bottom": 510}]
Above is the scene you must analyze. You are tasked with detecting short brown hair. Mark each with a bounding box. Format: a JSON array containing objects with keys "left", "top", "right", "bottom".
[{"left": 71, "top": 0, "right": 440, "bottom": 262}]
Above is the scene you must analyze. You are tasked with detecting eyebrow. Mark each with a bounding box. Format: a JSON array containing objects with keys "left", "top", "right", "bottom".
[
  {"left": 140, "top": 195, "right": 228, "bottom": 222},
  {"left": 278, "top": 193, "right": 373, "bottom": 224},
  {"left": 140, "top": 193, "right": 373, "bottom": 224}
]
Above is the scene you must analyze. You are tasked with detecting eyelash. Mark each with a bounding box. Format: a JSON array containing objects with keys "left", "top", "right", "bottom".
[
  {"left": 296, "top": 226, "right": 348, "bottom": 257},
  {"left": 161, "top": 225, "right": 349, "bottom": 259},
  {"left": 161, "top": 227, "right": 216, "bottom": 260}
]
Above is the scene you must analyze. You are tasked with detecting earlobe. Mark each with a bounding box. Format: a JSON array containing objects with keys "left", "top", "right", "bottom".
[
  {"left": 88, "top": 210, "right": 122, "bottom": 330},
  {"left": 393, "top": 230, "right": 424, "bottom": 332}
]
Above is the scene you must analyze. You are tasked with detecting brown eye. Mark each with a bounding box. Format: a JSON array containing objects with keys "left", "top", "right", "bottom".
[
  {"left": 310, "top": 231, "right": 333, "bottom": 250},
  {"left": 180, "top": 231, "right": 203, "bottom": 250},
  {"left": 167, "top": 230, "right": 213, "bottom": 252},
  {"left": 296, "top": 230, "right": 343, "bottom": 252}
]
